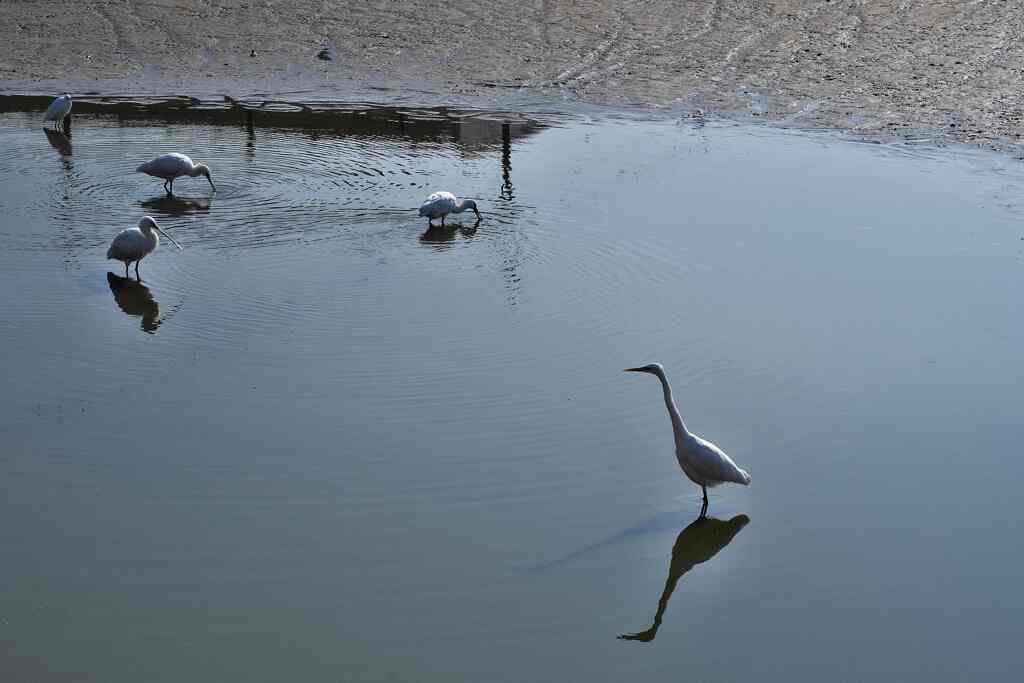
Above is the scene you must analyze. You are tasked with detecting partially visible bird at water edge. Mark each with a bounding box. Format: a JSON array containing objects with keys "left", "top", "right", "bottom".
[
  {"left": 43, "top": 93, "right": 72, "bottom": 129},
  {"left": 625, "top": 363, "right": 750, "bottom": 517},
  {"left": 137, "top": 153, "right": 216, "bottom": 195},
  {"left": 419, "top": 191, "right": 481, "bottom": 227},
  {"left": 107, "top": 216, "right": 183, "bottom": 279}
]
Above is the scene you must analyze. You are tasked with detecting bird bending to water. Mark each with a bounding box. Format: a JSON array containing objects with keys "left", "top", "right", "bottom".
[
  {"left": 107, "top": 216, "right": 183, "bottom": 279},
  {"left": 137, "top": 153, "right": 216, "bottom": 195},
  {"left": 418, "top": 191, "right": 480, "bottom": 227},
  {"left": 625, "top": 363, "right": 750, "bottom": 516},
  {"left": 43, "top": 93, "right": 72, "bottom": 129}
]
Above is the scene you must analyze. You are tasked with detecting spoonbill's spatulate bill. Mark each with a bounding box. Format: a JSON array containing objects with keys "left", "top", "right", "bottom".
[
  {"left": 625, "top": 363, "right": 751, "bottom": 516},
  {"left": 106, "top": 216, "right": 183, "bottom": 279},
  {"left": 418, "top": 191, "right": 481, "bottom": 227},
  {"left": 43, "top": 93, "right": 72, "bottom": 129},
  {"left": 137, "top": 153, "right": 216, "bottom": 195}
]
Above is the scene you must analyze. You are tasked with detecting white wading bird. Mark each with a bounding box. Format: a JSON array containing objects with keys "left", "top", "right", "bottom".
[
  {"left": 625, "top": 363, "right": 751, "bottom": 516},
  {"left": 107, "top": 216, "right": 183, "bottom": 279},
  {"left": 137, "top": 153, "right": 216, "bottom": 195},
  {"left": 418, "top": 191, "right": 480, "bottom": 227},
  {"left": 43, "top": 93, "right": 72, "bottom": 129}
]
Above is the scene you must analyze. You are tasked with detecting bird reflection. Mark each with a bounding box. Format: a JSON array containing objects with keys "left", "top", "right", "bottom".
[
  {"left": 43, "top": 128, "right": 72, "bottom": 156},
  {"left": 419, "top": 219, "right": 480, "bottom": 247},
  {"left": 107, "top": 272, "right": 161, "bottom": 334},
  {"left": 619, "top": 514, "right": 749, "bottom": 643},
  {"left": 140, "top": 194, "right": 212, "bottom": 217}
]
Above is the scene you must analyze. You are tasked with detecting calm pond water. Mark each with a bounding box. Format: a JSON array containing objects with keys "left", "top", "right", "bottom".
[{"left": 1, "top": 101, "right": 1022, "bottom": 681}]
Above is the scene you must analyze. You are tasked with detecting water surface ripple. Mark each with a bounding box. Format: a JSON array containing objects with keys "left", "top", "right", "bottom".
[{"left": 1, "top": 103, "right": 1023, "bottom": 683}]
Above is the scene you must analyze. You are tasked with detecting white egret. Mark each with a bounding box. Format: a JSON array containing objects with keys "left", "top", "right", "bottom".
[
  {"left": 137, "top": 153, "right": 216, "bottom": 195},
  {"left": 625, "top": 363, "right": 751, "bottom": 516},
  {"left": 107, "top": 216, "right": 183, "bottom": 279},
  {"left": 43, "top": 93, "right": 72, "bottom": 129},
  {"left": 418, "top": 191, "right": 480, "bottom": 227}
]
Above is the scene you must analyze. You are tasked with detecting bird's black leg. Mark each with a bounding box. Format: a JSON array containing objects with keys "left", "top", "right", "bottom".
[
  {"left": 441, "top": 214, "right": 446, "bottom": 227},
  {"left": 124, "top": 261, "right": 129, "bottom": 277},
  {"left": 700, "top": 486, "right": 708, "bottom": 518},
  {"left": 135, "top": 261, "right": 140, "bottom": 280}
]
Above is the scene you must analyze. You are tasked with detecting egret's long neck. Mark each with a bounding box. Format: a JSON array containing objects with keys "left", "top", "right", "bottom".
[
  {"left": 655, "top": 370, "right": 689, "bottom": 446},
  {"left": 453, "top": 200, "right": 473, "bottom": 214},
  {"left": 188, "top": 164, "right": 204, "bottom": 177}
]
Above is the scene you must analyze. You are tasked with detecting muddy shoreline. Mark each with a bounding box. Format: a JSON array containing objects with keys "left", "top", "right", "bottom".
[{"left": 5, "top": 1, "right": 1024, "bottom": 152}]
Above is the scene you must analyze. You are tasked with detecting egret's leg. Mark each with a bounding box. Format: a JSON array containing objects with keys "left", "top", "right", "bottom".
[
  {"left": 441, "top": 214, "right": 446, "bottom": 227},
  {"left": 700, "top": 486, "right": 708, "bottom": 518},
  {"left": 134, "top": 261, "right": 141, "bottom": 279},
  {"left": 124, "top": 261, "right": 129, "bottom": 277}
]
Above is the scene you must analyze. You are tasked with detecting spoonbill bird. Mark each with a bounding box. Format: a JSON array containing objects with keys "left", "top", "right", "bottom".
[
  {"left": 625, "top": 363, "right": 751, "bottom": 516},
  {"left": 43, "top": 93, "right": 72, "bottom": 129},
  {"left": 137, "top": 153, "right": 216, "bottom": 195},
  {"left": 418, "top": 191, "right": 480, "bottom": 227},
  {"left": 107, "top": 216, "right": 183, "bottom": 279}
]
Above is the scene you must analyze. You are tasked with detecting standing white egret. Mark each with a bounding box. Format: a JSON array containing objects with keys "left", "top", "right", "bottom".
[
  {"left": 137, "top": 153, "right": 216, "bottom": 195},
  {"left": 107, "top": 216, "right": 183, "bottom": 279},
  {"left": 418, "top": 191, "right": 480, "bottom": 227},
  {"left": 43, "top": 93, "right": 72, "bottom": 129},
  {"left": 625, "top": 363, "right": 751, "bottom": 516}
]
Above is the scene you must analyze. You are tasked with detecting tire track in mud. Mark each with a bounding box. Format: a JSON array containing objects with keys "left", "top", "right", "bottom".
[{"left": 545, "top": 1, "right": 646, "bottom": 94}]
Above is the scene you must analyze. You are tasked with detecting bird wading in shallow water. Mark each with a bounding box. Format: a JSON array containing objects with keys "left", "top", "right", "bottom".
[
  {"left": 137, "top": 153, "right": 216, "bottom": 195},
  {"left": 43, "top": 93, "right": 72, "bottom": 130},
  {"left": 625, "top": 363, "right": 751, "bottom": 516},
  {"left": 107, "top": 216, "right": 183, "bottom": 279},
  {"left": 418, "top": 191, "right": 481, "bottom": 227}
]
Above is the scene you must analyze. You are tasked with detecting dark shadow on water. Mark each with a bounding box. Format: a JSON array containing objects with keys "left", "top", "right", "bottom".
[
  {"left": 618, "top": 514, "right": 749, "bottom": 643},
  {"left": 525, "top": 509, "right": 701, "bottom": 574},
  {"left": 140, "top": 195, "right": 212, "bottom": 217},
  {"left": 107, "top": 273, "right": 161, "bottom": 334},
  {"left": 1, "top": 94, "right": 547, "bottom": 155}
]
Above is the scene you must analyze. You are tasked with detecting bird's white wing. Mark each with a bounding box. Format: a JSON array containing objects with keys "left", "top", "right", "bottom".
[
  {"left": 139, "top": 153, "right": 192, "bottom": 175},
  {"left": 419, "top": 191, "right": 457, "bottom": 216},
  {"left": 107, "top": 229, "right": 146, "bottom": 260},
  {"left": 43, "top": 95, "right": 70, "bottom": 121},
  {"left": 689, "top": 435, "right": 751, "bottom": 486}
]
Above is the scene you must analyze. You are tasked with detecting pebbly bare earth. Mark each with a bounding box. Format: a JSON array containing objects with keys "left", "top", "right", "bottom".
[{"left": 5, "top": 1, "right": 1024, "bottom": 144}]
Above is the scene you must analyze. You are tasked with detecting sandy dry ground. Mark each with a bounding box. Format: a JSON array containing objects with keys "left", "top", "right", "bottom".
[{"left": 5, "top": 1, "right": 1024, "bottom": 144}]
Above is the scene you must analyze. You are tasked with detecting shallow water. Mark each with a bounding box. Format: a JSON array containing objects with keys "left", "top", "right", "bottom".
[{"left": 1, "top": 104, "right": 1022, "bottom": 681}]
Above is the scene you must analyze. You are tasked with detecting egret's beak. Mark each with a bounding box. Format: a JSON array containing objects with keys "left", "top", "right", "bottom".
[
  {"left": 474, "top": 208, "right": 481, "bottom": 220},
  {"left": 207, "top": 176, "right": 217, "bottom": 192},
  {"left": 624, "top": 367, "right": 647, "bottom": 373},
  {"left": 154, "top": 226, "right": 184, "bottom": 251}
]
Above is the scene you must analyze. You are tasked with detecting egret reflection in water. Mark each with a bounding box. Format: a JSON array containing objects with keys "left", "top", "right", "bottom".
[
  {"left": 107, "top": 272, "right": 162, "bottom": 333},
  {"left": 619, "top": 514, "right": 750, "bottom": 643},
  {"left": 419, "top": 221, "right": 480, "bottom": 247},
  {"left": 43, "top": 128, "right": 72, "bottom": 156},
  {"left": 140, "top": 194, "right": 212, "bottom": 217}
]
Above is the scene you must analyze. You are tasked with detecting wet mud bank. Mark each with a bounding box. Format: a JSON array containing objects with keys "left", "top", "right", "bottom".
[{"left": 6, "top": 1, "right": 1024, "bottom": 153}]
